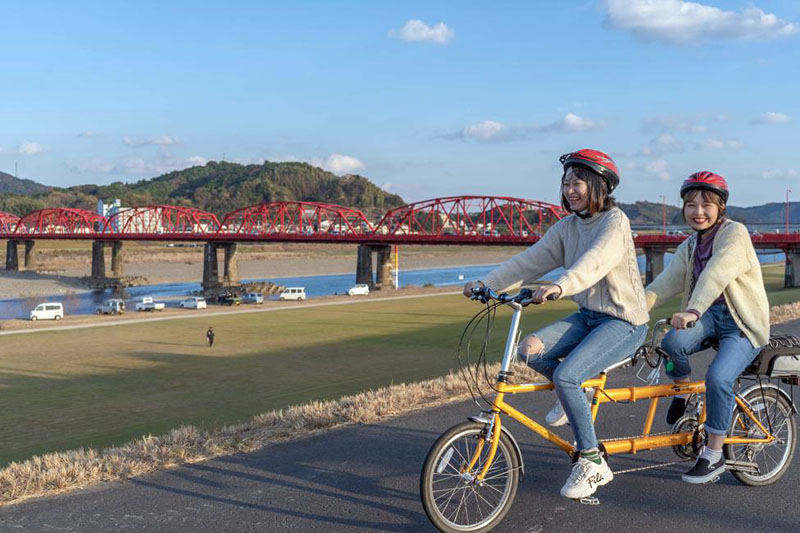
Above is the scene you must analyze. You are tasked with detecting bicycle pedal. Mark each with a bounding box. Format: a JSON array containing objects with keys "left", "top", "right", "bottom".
[{"left": 577, "top": 496, "right": 600, "bottom": 506}]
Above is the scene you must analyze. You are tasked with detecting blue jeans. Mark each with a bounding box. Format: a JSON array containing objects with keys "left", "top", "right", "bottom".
[
  {"left": 523, "top": 309, "right": 648, "bottom": 451},
  {"left": 661, "top": 303, "right": 760, "bottom": 436}
]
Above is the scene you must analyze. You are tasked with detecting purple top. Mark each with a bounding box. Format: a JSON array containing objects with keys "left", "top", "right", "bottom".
[{"left": 691, "top": 221, "right": 726, "bottom": 308}]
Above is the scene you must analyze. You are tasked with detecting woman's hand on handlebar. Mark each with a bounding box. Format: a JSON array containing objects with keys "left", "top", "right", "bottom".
[
  {"left": 463, "top": 280, "right": 485, "bottom": 298},
  {"left": 532, "top": 284, "right": 562, "bottom": 304},
  {"left": 670, "top": 312, "right": 696, "bottom": 330}
]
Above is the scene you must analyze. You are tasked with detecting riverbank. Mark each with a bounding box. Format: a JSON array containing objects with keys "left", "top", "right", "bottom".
[{"left": 0, "top": 242, "right": 520, "bottom": 299}]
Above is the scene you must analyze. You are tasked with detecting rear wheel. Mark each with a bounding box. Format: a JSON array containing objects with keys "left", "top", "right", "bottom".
[
  {"left": 420, "top": 421, "right": 519, "bottom": 532},
  {"left": 724, "top": 386, "right": 796, "bottom": 486},
  {"left": 55, "top": 315, "right": 61, "bottom": 320}
]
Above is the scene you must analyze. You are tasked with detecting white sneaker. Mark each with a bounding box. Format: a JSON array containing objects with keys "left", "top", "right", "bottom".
[
  {"left": 560, "top": 455, "right": 613, "bottom": 499},
  {"left": 545, "top": 388, "right": 595, "bottom": 427}
]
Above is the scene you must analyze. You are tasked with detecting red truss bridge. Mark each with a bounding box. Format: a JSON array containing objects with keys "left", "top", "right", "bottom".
[
  {"left": 0, "top": 212, "right": 19, "bottom": 234},
  {"left": 4, "top": 197, "right": 800, "bottom": 289},
  {"left": 0, "top": 197, "right": 569, "bottom": 244}
]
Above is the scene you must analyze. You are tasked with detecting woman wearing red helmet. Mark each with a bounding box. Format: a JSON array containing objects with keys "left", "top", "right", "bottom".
[
  {"left": 463, "top": 149, "right": 649, "bottom": 500},
  {"left": 645, "top": 171, "right": 770, "bottom": 484}
]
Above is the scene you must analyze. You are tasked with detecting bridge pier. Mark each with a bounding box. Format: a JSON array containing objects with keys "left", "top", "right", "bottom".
[
  {"left": 644, "top": 247, "right": 665, "bottom": 285},
  {"left": 5, "top": 240, "right": 19, "bottom": 271},
  {"left": 23, "top": 240, "right": 37, "bottom": 270},
  {"left": 91, "top": 241, "right": 106, "bottom": 279},
  {"left": 111, "top": 241, "right": 124, "bottom": 277},
  {"left": 222, "top": 243, "right": 239, "bottom": 285},
  {"left": 375, "top": 246, "right": 392, "bottom": 289},
  {"left": 356, "top": 245, "right": 373, "bottom": 286},
  {"left": 356, "top": 244, "right": 393, "bottom": 290},
  {"left": 785, "top": 249, "right": 800, "bottom": 288},
  {"left": 203, "top": 243, "right": 220, "bottom": 289}
]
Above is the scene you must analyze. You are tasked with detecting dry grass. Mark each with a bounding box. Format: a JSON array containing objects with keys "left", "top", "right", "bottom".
[
  {"left": 0, "top": 363, "right": 538, "bottom": 506},
  {"left": 770, "top": 300, "right": 800, "bottom": 325}
]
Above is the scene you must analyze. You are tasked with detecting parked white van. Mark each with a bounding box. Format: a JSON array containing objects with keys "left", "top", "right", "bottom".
[
  {"left": 30, "top": 302, "right": 64, "bottom": 321},
  {"left": 279, "top": 287, "right": 306, "bottom": 301}
]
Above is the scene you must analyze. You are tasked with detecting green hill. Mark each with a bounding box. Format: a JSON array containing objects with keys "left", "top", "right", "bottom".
[
  {"left": 0, "top": 171, "right": 51, "bottom": 196},
  {"left": 0, "top": 161, "right": 405, "bottom": 218}
]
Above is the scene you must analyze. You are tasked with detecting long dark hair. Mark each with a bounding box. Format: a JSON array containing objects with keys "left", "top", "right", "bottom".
[{"left": 560, "top": 165, "right": 617, "bottom": 215}]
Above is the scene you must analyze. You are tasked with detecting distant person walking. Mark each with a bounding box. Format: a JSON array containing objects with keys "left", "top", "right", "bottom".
[{"left": 206, "top": 326, "right": 215, "bottom": 347}]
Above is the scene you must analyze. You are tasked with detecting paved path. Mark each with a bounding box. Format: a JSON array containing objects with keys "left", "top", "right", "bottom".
[{"left": 1, "top": 322, "right": 798, "bottom": 532}]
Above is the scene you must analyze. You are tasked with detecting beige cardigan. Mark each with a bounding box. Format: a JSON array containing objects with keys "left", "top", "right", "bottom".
[
  {"left": 645, "top": 219, "right": 770, "bottom": 347},
  {"left": 481, "top": 207, "right": 649, "bottom": 326}
]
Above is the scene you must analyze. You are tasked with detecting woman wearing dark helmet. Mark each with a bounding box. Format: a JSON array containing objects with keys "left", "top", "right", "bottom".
[
  {"left": 463, "top": 149, "right": 649, "bottom": 499},
  {"left": 645, "top": 171, "right": 769, "bottom": 484}
]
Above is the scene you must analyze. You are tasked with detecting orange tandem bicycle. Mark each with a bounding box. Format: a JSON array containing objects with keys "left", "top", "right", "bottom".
[{"left": 420, "top": 288, "right": 799, "bottom": 532}]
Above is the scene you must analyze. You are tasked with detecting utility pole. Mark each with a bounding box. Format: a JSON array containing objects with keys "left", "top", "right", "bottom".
[
  {"left": 787, "top": 189, "right": 792, "bottom": 234},
  {"left": 659, "top": 195, "right": 666, "bottom": 235}
]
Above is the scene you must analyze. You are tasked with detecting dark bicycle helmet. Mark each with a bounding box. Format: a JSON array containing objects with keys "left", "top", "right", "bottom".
[
  {"left": 560, "top": 149, "right": 620, "bottom": 193},
  {"left": 680, "top": 171, "right": 729, "bottom": 202}
]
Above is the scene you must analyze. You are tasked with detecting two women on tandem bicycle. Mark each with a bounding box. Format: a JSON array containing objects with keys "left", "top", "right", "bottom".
[{"left": 461, "top": 149, "right": 770, "bottom": 498}]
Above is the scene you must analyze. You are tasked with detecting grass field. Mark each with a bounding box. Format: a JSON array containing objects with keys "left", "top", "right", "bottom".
[{"left": 1, "top": 264, "right": 799, "bottom": 466}]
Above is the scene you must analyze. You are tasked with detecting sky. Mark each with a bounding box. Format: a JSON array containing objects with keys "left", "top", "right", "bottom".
[{"left": 1, "top": 0, "right": 799, "bottom": 207}]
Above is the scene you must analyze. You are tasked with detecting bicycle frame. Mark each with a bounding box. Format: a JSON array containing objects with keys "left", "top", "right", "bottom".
[{"left": 472, "top": 301, "right": 776, "bottom": 481}]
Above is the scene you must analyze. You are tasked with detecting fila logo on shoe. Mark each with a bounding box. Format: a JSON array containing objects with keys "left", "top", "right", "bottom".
[{"left": 587, "top": 473, "right": 604, "bottom": 489}]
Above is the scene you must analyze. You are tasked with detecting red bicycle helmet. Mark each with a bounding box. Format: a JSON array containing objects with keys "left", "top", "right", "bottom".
[
  {"left": 560, "top": 149, "right": 620, "bottom": 193},
  {"left": 680, "top": 171, "right": 729, "bottom": 202}
]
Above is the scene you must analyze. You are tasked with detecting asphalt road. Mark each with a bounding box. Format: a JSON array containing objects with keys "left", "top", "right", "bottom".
[{"left": 1, "top": 322, "right": 799, "bottom": 532}]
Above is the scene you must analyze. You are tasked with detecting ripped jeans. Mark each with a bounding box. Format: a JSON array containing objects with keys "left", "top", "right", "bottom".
[
  {"left": 660, "top": 303, "right": 760, "bottom": 436},
  {"left": 520, "top": 309, "right": 648, "bottom": 451}
]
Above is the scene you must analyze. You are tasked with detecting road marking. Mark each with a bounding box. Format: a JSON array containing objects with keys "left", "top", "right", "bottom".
[{"left": 0, "top": 291, "right": 463, "bottom": 336}]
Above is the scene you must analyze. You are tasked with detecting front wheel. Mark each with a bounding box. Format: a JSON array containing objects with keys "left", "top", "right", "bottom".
[
  {"left": 724, "top": 386, "right": 796, "bottom": 486},
  {"left": 420, "top": 421, "right": 519, "bottom": 532}
]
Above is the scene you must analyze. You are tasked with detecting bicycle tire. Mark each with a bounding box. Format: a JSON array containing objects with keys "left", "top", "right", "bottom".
[
  {"left": 420, "top": 421, "right": 520, "bottom": 533},
  {"left": 724, "top": 386, "right": 796, "bottom": 486}
]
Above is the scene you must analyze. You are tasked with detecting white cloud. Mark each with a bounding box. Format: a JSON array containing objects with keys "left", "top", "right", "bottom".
[
  {"left": 641, "top": 116, "right": 706, "bottom": 133},
  {"left": 439, "top": 113, "right": 606, "bottom": 143},
  {"left": 624, "top": 158, "right": 671, "bottom": 181},
  {"left": 69, "top": 152, "right": 207, "bottom": 176},
  {"left": 698, "top": 138, "right": 744, "bottom": 150},
  {"left": 311, "top": 154, "right": 365, "bottom": 175},
  {"left": 122, "top": 135, "right": 181, "bottom": 147},
  {"left": 761, "top": 168, "right": 799, "bottom": 180},
  {"left": 15, "top": 141, "right": 47, "bottom": 156},
  {"left": 641, "top": 134, "right": 684, "bottom": 156},
  {"left": 750, "top": 111, "right": 792, "bottom": 125},
  {"left": 389, "top": 19, "right": 454, "bottom": 44},
  {"left": 539, "top": 113, "right": 607, "bottom": 133},
  {"left": 77, "top": 131, "right": 102, "bottom": 139},
  {"left": 602, "top": 0, "right": 798, "bottom": 44}
]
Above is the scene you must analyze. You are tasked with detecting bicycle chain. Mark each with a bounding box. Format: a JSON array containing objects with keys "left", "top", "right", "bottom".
[{"left": 602, "top": 430, "right": 694, "bottom": 475}]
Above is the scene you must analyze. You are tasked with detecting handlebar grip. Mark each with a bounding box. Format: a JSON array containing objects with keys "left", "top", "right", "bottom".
[
  {"left": 687, "top": 321, "right": 696, "bottom": 328},
  {"left": 546, "top": 293, "right": 558, "bottom": 301}
]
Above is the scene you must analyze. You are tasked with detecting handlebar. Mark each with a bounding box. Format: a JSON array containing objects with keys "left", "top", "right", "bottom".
[{"left": 469, "top": 286, "right": 557, "bottom": 306}]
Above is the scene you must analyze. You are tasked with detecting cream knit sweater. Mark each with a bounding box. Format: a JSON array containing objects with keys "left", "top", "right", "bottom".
[
  {"left": 645, "top": 219, "right": 770, "bottom": 348},
  {"left": 481, "top": 207, "right": 649, "bottom": 326}
]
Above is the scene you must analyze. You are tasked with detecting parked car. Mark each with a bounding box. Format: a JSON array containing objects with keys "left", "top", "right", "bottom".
[
  {"left": 95, "top": 299, "right": 125, "bottom": 315},
  {"left": 242, "top": 292, "right": 264, "bottom": 304},
  {"left": 134, "top": 297, "right": 165, "bottom": 312},
  {"left": 279, "top": 287, "right": 306, "bottom": 301},
  {"left": 348, "top": 284, "right": 370, "bottom": 296},
  {"left": 666, "top": 230, "right": 686, "bottom": 237},
  {"left": 179, "top": 297, "right": 207, "bottom": 309},
  {"left": 30, "top": 302, "right": 64, "bottom": 321},
  {"left": 219, "top": 293, "right": 242, "bottom": 306}
]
